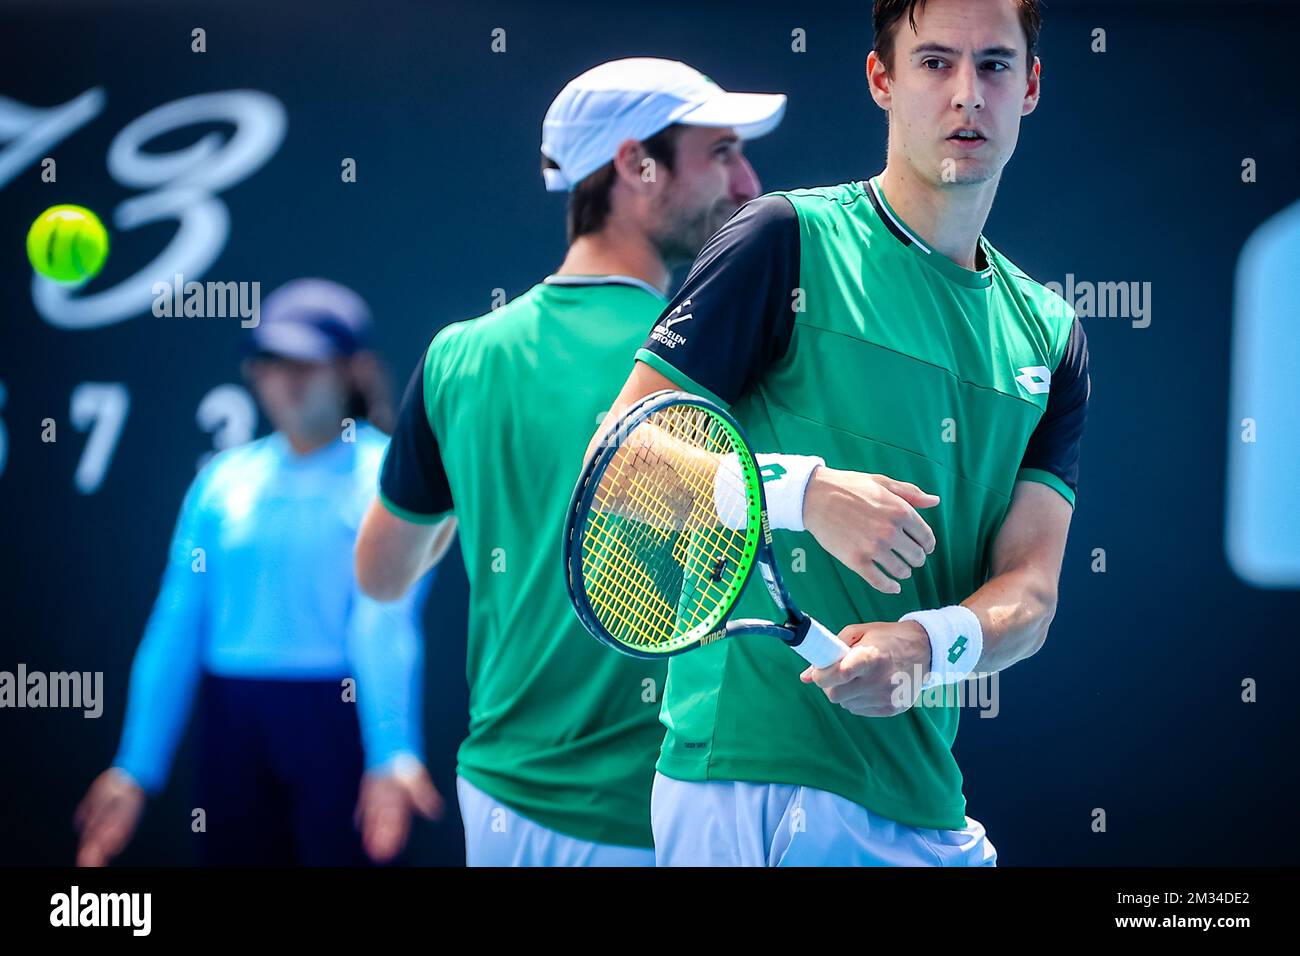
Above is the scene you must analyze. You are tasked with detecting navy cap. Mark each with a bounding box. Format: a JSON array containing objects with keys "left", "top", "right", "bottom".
[{"left": 249, "top": 278, "right": 371, "bottom": 362}]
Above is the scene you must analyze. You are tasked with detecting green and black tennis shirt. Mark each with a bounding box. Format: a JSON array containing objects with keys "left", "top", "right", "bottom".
[
  {"left": 379, "top": 276, "right": 670, "bottom": 848},
  {"left": 636, "top": 177, "right": 1090, "bottom": 829}
]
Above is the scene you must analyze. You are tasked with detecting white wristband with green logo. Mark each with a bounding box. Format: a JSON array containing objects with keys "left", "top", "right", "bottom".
[
  {"left": 901, "top": 605, "right": 983, "bottom": 689},
  {"left": 714, "top": 453, "right": 824, "bottom": 532}
]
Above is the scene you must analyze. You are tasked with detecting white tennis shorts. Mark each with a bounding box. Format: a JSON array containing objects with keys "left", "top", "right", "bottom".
[
  {"left": 651, "top": 772, "right": 997, "bottom": 867},
  {"left": 456, "top": 775, "right": 655, "bottom": 867}
]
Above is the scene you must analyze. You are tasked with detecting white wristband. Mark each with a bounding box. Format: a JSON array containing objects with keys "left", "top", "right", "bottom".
[
  {"left": 714, "top": 453, "right": 824, "bottom": 532},
  {"left": 900, "top": 605, "right": 983, "bottom": 690}
]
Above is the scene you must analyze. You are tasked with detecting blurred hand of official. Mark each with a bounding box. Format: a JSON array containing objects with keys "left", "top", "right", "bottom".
[
  {"left": 75, "top": 768, "right": 146, "bottom": 867},
  {"left": 800, "top": 621, "right": 931, "bottom": 716},
  {"left": 355, "top": 760, "right": 445, "bottom": 864},
  {"left": 803, "top": 468, "right": 939, "bottom": 593}
]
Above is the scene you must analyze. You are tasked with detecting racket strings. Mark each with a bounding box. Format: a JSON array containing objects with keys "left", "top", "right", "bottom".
[{"left": 580, "top": 404, "right": 753, "bottom": 650}]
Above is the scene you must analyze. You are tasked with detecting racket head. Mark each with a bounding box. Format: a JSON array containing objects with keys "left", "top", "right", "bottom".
[{"left": 564, "top": 390, "right": 766, "bottom": 659}]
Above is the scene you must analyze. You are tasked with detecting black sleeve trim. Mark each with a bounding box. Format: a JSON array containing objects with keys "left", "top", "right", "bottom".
[
  {"left": 640, "top": 194, "right": 801, "bottom": 405},
  {"left": 378, "top": 347, "right": 454, "bottom": 519},
  {"left": 1021, "top": 317, "right": 1090, "bottom": 496}
]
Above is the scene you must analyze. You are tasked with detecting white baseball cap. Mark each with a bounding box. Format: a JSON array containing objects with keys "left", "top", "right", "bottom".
[{"left": 541, "top": 57, "right": 787, "bottom": 192}]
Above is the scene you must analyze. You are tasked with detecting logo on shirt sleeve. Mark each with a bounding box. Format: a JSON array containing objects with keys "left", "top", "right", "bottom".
[
  {"left": 650, "top": 298, "right": 693, "bottom": 350},
  {"left": 1015, "top": 365, "right": 1052, "bottom": 395}
]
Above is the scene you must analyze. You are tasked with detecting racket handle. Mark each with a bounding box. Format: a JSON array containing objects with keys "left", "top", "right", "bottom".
[{"left": 794, "top": 616, "right": 849, "bottom": 668}]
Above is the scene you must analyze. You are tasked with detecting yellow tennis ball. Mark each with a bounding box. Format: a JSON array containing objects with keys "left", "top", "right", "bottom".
[{"left": 26, "top": 204, "right": 110, "bottom": 283}]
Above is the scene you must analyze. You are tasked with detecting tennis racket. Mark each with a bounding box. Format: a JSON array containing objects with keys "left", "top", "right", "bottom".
[{"left": 564, "top": 389, "right": 848, "bottom": 668}]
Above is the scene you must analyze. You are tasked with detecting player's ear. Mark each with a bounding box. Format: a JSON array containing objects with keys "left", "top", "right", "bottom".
[
  {"left": 866, "top": 51, "right": 892, "bottom": 111},
  {"left": 1022, "top": 56, "right": 1042, "bottom": 116},
  {"left": 611, "top": 138, "right": 654, "bottom": 192}
]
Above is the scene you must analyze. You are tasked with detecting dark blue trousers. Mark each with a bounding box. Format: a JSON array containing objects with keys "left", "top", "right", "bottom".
[{"left": 196, "top": 674, "right": 369, "bottom": 866}]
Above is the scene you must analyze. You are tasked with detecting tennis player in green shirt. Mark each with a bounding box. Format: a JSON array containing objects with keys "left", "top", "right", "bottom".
[
  {"left": 353, "top": 58, "right": 801, "bottom": 865},
  {"left": 596, "top": 0, "right": 1089, "bottom": 865}
]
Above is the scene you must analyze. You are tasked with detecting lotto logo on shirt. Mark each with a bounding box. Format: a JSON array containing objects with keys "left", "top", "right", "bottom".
[{"left": 650, "top": 299, "right": 693, "bottom": 349}]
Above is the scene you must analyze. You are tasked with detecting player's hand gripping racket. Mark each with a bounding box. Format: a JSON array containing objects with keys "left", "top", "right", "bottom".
[{"left": 564, "top": 390, "right": 849, "bottom": 668}]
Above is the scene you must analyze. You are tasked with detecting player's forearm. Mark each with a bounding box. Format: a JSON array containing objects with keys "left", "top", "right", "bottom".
[
  {"left": 355, "top": 500, "right": 453, "bottom": 602},
  {"left": 586, "top": 360, "right": 681, "bottom": 464},
  {"left": 953, "top": 480, "right": 1072, "bottom": 676},
  {"left": 961, "top": 566, "right": 1058, "bottom": 674}
]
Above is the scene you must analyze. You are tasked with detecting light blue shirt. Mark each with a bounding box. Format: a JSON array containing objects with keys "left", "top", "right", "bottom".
[{"left": 113, "top": 422, "right": 429, "bottom": 793}]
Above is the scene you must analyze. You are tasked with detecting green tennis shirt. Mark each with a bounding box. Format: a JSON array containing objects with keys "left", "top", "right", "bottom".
[
  {"left": 636, "top": 179, "right": 1090, "bottom": 829},
  {"left": 379, "top": 276, "right": 670, "bottom": 848}
]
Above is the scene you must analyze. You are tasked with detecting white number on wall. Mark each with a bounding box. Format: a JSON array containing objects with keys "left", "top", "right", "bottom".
[
  {"left": 70, "top": 383, "right": 130, "bottom": 494},
  {"left": 196, "top": 384, "right": 257, "bottom": 470},
  {"left": 31, "top": 89, "right": 287, "bottom": 331},
  {"left": 0, "top": 88, "right": 106, "bottom": 189}
]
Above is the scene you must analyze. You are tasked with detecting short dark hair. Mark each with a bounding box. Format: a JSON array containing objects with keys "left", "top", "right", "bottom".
[
  {"left": 872, "top": 0, "right": 1041, "bottom": 73},
  {"left": 543, "top": 124, "right": 686, "bottom": 243}
]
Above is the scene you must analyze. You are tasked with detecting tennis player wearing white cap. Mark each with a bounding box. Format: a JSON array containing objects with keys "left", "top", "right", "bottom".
[{"left": 355, "top": 58, "right": 787, "bottom": 866}]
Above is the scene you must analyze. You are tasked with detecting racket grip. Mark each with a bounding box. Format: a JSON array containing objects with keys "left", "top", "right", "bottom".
[{"left": 794, "top": 616, "right": 849, "bottom": 668}]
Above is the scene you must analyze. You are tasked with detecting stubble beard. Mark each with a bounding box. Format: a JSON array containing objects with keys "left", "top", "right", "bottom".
[{"left": 651, "top": 196, "right": 737, "bottom": 268}]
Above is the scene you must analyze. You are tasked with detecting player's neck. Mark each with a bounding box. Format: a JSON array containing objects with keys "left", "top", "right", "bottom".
[
  {"left": 876, "top": 163, "right": 998, "bottom": 271},
  {"left": 556, "top": 226, "right": 670, "bottom": 295}
]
